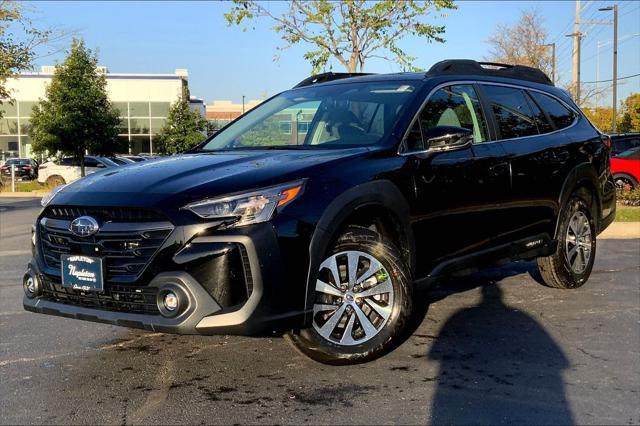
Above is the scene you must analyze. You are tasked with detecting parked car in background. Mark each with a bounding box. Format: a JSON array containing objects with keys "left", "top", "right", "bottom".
[
  {"left": 37, "top": 156, "right": 119, "bottom": 187},
  {"left": 611, "top": 146, "right": 640, "bottom": 190},
  {"left": 108, "top": 156, "right": 136, "bottom": 166},
  {"left": 610, "top": 133, "right": 640, "bottom": 157},
  {"left": 1, "top": 158, "right": 39, "bottom": 180},
  {"left": 137, "top": 153, "right": 160, "bottom": 160}
]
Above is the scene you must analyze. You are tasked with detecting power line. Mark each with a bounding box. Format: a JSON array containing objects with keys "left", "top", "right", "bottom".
[{"left": 582, "top": 73, "right": 640, "bottom": 84}]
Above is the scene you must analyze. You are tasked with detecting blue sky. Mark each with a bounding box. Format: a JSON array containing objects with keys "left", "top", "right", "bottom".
[{"left": 27, "top": 0, "right": 640, "bottom": 105}]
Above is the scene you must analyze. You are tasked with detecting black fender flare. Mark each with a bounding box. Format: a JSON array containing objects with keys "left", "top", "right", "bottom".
[
  {"left": 555, "top": 162, "right": 601, "bottom": 238},
  {"left": 303, "top": 180, "right": 415, "bottom": 316}
]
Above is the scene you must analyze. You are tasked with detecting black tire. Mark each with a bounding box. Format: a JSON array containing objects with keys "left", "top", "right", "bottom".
[
  {"left": 613, "top": 173, "right": 638, "bottom": 191},
  {"left": 536, "top": 196, "right": 596, "bottom": 289},
  {"left": 286, "top": 226, "right": 413, "bottom": 365},
  {"left": 45, "top": 175, "right": 66, "bottom": 188}
]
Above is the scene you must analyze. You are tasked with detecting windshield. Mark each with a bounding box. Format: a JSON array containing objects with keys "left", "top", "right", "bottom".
[{"left": 200, "top": 81, "right": 417, "bottom": 151}]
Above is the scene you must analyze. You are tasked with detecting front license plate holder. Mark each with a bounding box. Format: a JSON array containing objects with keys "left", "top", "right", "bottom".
[{"left": 61, "top": 254, "right": 104, "bottom": 292}]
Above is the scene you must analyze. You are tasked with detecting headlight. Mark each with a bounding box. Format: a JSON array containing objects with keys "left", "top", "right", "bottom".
[
  {"left": 182, "top": 179, "right": 306, "bottom": 227},
  {"left": 41, "top": 184, "right": 66, "bottom": 207}
]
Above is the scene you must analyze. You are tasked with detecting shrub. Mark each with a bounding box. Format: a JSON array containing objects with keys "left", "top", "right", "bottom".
[{"left": 618, "top": 188, "right": 640, "bottom": 207}]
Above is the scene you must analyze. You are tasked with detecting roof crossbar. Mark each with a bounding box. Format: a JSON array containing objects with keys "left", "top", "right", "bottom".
[
  {"left": 426, "top": 60, "right": 553, "bottom": 86},
  {"left": 293, "top": 72, "right": 374, "bottom": 88}
]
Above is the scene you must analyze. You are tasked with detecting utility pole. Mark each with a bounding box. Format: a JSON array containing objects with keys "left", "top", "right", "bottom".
[
  {"left": 568, "top": 0, "right": 582, "bottom": 105},
  {"left": 242, "top": 95, "right": 246, "bottom": 114},
  {"left": 598, "top": 4, "right": 619, "bottom": 132}
]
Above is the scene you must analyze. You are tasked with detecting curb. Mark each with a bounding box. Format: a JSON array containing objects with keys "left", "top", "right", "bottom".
[
  {"left": 0, "top": 191, "right": 47, "bottom": 198},
  {"left": 599, "top": 222, "right": 640, "bottom": 239}
]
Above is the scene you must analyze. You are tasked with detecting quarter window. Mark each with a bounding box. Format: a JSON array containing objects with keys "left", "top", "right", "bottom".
[
  {"left": 405, "top": 84, "right": 488, "bottom": 152},
  {"left": 482, "top": 85, "right": 539, "bottom": 139},
  {"left": 528, "top": 91, "right": 575, "bottom": 130}
]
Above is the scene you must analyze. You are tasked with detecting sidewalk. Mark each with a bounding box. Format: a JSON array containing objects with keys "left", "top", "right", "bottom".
[{"left": 599, "top": 222, "right": 640, "bottom": 239}]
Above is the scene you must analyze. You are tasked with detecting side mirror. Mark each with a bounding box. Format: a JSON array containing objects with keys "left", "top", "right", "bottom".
[{"left": 424, "top": 126, "right": 473, "bottom": 152}]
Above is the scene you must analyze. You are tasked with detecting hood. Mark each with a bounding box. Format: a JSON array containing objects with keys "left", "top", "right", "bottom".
[{"left": 53, "top": 148, "right": 368, "bottom": 208}]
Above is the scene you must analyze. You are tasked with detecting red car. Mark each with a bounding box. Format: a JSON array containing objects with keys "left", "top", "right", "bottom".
[{"left": 611, "top": 147, "right": 640, "bottom": 190}]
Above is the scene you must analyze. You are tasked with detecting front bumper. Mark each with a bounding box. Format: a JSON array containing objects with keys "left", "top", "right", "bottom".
[{"left": 24, "top": 221, "right": 309, "bottom": 336}]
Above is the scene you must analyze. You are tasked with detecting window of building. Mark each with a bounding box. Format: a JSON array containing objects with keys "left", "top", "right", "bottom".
[
  {"left": 18, "top": 101, "right": 38, "bottom": 116},
  {"left": 150, "top": 118, "right": 166, "bottom": 133},
  {"left": 482, "top": 85, "right": 539, "bottom": 139},
  {"left": 130, "top": 135, "right": 151, "bottom": 155},
  {"left": 279, "top": 121, "right": 292, "bottom": 134},
  {"left": 129, "top": 102, "right": 150, "bottom": 117},
  {"left": 297, "top": 121, "right": 310, "bottom": 133},
  {"left": 528, "top": 91, "right": 576, "bottom": 130},
  {"left": 130, "top": 118, "right": 150, "bottom": 135},
  {"left": 0, "top": 118, "right": 18, "bottom": 135},
  {"left": 150, "top": 102, "right": 170, "bottom": 117},
  {"left": 113, "top": 102, "right": 128, "bottom": 117},
  {"left": 0, "top": 102, "right": 17, "bottom": 116}
]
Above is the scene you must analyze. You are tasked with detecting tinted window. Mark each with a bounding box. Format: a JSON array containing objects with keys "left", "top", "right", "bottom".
[
  {"left": 5, "top": 159, "right": 29, "bottom": 165},
  {"left": 405, "top": 84, "right": 488, "bottom": 151},
  {"left": 617, "top": 147, "right": 640, "bottom": 160},
  {"left": 612, "top": 137, "right": 640, "bottom": 155},
  {"left": 84, "top": 158, "right": 100, "bottom": 167},
  {"left": 482, "top": 85, "right": 539, "bottom": 139},
  {"left": 525, "top": 93, "right": 554, "bottom": 133},
  {"left": 529, "top": 91, "right": 575, "bottom": 130},
  {"left": 60, "top": 157, "right": 79, "bottom": 166}
]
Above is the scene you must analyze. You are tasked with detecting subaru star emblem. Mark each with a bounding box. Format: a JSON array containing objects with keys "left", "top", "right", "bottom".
[{"left": 69, "top": 216, "right": 100, "bottom": 237}]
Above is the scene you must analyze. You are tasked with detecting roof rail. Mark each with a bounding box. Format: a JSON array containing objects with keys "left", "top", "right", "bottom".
[
  {"left": 427, "top": 60, "right": 553, "bottom": 86},
  {"left": 293, "top": 72, "right": 374, "bottom": 88}
]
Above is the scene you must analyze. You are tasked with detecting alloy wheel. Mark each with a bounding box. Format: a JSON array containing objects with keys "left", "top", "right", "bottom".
[
  {"left": 312, "top": 250, "right": 394, "bottom": 346},
  {"left": 565, "top": 210, "right": 592, "bottom": 274}
]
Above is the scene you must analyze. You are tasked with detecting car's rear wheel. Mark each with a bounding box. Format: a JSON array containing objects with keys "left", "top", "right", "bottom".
[
  {"left": 45, "top": 175, "right": 66, "bottom": 188},
  {"left": 286, "top": 226, "right": 412, "bottom": 365},
  {"left": 536, "top": 196, "right": 596, "bottom": 289},
  {"left": 613, "top": 173, "right": 638, "bottom": 191}
]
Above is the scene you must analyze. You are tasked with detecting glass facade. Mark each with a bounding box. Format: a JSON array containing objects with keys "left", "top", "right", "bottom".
[
  {"left": 0, "top": 101, "right": 35, "bottom": 161},
  {"left": 116, "top": 101, "right": 170, "bottom": 155},
  {"left": 0, "top": 100, "right": 171, "bottom": 160}
]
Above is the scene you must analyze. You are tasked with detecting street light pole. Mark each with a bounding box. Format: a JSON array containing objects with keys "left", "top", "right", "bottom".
[
  {"left": 242, "top": 95, "right": 246, "bottom": 114},
  {"left": 599, "top": 4, "right": 618, "bottom": 132}
]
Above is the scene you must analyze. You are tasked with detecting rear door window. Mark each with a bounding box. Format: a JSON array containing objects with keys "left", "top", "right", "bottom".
[
  {"left": 481, "top": 85, "right": 539, "bottom": 139},
  {"left": 528, "top": 91, "right": 576, "bottom": 130}
]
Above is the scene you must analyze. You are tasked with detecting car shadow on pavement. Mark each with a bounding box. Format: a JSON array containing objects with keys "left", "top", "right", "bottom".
[{"left": 417, "top": 262, "right": 574, "bottom": 425}]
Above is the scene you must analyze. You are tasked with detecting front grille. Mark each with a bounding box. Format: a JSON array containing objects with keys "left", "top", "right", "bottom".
[
  {"left": 39, "top": 210, "right": 173, "bottom": 282},
  {"left": 42, "top": 280, "right": 160, "bottom": 314},
  {"left": 45, "top": 206, "right": 166, "bottom": 222}
]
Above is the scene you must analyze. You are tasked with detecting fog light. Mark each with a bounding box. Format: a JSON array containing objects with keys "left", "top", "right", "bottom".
[
  {"left": 163, "top": 292, "right": 179, "bottom": 311},
  {"left": 23, "top": 272, "right": 41, "bottom": 299}
]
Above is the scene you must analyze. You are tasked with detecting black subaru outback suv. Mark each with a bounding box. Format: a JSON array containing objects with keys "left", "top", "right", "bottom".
[{"left": 24, "top": 60, "right": 616, "bottom": 364}]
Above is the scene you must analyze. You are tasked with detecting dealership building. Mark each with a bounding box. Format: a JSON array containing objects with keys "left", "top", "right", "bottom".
[{"left": 0, "top": 66, "right": 193, "bottom": 160}]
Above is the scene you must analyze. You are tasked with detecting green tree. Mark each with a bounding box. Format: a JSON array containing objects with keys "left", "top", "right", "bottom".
[
  {"left": 225, "top": 0, "right": 457, "bottom": 73},
  {"left": 29, "top": 39, "right": 120, "bottom": 177},
  {"left": 156, "top": 87, "right": 207, "bottom": 154},
  {"left": 618, "top": 93, "right": 640, "bottom": 133},
  {"left": 1, "top": 2, "right": 50, "bottom": 117}
]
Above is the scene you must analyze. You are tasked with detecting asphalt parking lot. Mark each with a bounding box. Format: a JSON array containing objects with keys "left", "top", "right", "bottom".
[{"left": 1, "top": 197, "right": 639, "bottom": 425}]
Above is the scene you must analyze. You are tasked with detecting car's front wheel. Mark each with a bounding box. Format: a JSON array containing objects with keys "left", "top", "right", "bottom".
[{"left": 287, "top": 226, "right": 412, "bottom": 365}]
